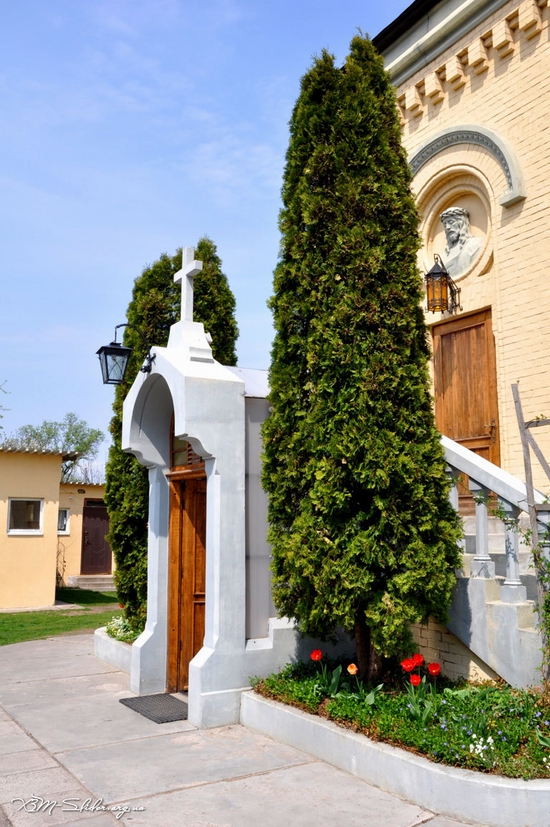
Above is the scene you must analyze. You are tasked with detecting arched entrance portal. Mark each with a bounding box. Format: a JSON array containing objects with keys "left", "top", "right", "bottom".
[{"left": 167, "top": 434, "right": 207, "bottom": 692}]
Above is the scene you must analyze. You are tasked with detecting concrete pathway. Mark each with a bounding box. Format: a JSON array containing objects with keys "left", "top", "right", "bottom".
[{"left": 0, "top": 635, "right": 478, "bottom": 827}]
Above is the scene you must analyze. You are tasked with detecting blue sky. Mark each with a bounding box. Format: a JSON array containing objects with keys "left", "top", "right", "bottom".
[{"left": 1, "top": 0, "right": 411, "bottom": 459}]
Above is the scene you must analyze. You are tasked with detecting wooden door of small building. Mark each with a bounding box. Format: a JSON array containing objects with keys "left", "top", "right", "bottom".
[
  {"left": 81, "top": 500, "right": 112, "bottom": 574},
  {"left": 167, "top": 472, "right": 207, "bottom": 692},
  {"left": 432, "top": 309, "right": 500, "bottom": 510}
]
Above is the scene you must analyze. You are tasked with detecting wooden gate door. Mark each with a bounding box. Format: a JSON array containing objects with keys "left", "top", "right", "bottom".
[
  {"left": 81, "top": 501, "right": 112, "bottom": 574},
  {"left": 432, "top": 309, "right": 500, "bottom": 510},
  {"left": 167, "top": 475, "right": 207, "bottom": 692}
]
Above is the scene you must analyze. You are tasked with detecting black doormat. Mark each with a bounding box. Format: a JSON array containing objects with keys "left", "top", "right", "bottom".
[{"left": 119, "top": 693, "right": 188, "bottom": 724}]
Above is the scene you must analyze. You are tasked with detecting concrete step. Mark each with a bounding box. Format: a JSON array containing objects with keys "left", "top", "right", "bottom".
[
  {"left": 457, "top": 565, "right": 539, "bottom": 616},
  {"left": 66, "top": 575, "right": 115, "bottom": 592},
  {"left": 486, "top": 596, "right": 539, "bottom": 630},
  {"left": 463, "top": 534, "right": 516, "bottom": 554},
  {"left": 449, "top": 576, "right": 543, "bottom": 685},
  {"left": 462, "top": 547, "right": 533, "bottom": 577}
]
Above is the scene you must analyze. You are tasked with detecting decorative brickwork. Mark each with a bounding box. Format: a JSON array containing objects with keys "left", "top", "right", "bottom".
[{"left": 397, "top": 1, "right": 548, "bottom": 127}]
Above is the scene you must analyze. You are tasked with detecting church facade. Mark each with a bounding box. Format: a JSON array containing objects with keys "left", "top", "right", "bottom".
[{"left": 374, "top": 0, "right": 550, "bottom": 491}]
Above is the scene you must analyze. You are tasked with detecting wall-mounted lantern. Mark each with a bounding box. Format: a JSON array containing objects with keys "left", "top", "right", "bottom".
[
  {"left": 96, "top": 323, "right": 155, "bottom": 385},
  {"left": 425, "top": 255, "right": 462, "bottom": 315}
]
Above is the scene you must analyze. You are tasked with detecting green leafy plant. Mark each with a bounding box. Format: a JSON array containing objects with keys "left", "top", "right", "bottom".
[
  {"left": 346, "top": 663, "right": 383, "bottom": 705},
  {"left": 400, "top": 653, "right": 440, "bottom": 724},
  {"left": 105, "top": 614, "right": 140, "bottom": 644},
  {"left": 253, "top": 660, "right": 550, "bottom": 779},
  {"left": 1, "top": 412, "right": 104, "bottom": 482},
  {"left": 310, "top": 649, "right": 349, "bottom": 698}
]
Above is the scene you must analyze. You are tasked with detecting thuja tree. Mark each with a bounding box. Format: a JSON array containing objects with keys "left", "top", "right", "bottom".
[
  {"left": 262, "top": 35, "right": 462, "bottom": 679},
  {"left": 105, "top": 239, "right": 238, "bottom": 629}
]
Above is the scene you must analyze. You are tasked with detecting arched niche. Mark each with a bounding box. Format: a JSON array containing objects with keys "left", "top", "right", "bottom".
[{"left": 409, "top": 126, "right": 526, "bottom": 208}]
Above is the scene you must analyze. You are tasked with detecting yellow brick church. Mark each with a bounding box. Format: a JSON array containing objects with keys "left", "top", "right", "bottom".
[{"left": 374, "top": 0, "right": 550, "bottom": 491}]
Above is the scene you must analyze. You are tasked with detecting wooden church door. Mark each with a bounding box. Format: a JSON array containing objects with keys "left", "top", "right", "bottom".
[
  {"left": 432, "top": 309, "right": 500, "bottom": 510},
  {"left": 166, "top": 429, "right": 207, "bottom": 693},
  {"left": 167, "top": 473, "right": 207, "bottom": 692}
]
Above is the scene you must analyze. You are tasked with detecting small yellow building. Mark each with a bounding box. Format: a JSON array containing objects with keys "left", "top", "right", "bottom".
[{"left": 0, "top": 449, "right": 112, "bottom": 609}]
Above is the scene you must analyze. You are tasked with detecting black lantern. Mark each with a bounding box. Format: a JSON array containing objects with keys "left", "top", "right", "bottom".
[
  {"left": 96, "top": 340, "right": 133, "bottom": 385},
  {"left": 96, "top": 324, "right": 155, "bottom": 385},
  {"left": 425, "top": 255, "right": 461, "bottom": 315}
]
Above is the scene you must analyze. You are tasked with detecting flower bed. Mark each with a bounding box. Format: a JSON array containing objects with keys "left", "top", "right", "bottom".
[{"left": 252, "top": 651, "right": 550, "bottom": 780}]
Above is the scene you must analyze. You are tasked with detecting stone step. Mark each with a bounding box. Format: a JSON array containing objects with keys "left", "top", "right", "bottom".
[
  {"left": 463, "top": 534, "right": 516, "bottom": 554},
  {"left": 449, "top": 576, "right": 543, "bottom": 685},
  {"left": 486, "top": 596, "right": 539, "bottom": 631},
  {"left": 462, "top": 546, "right": 533, "bottom": 576},
  {"left": 457, "top": 563, "right": 539, "bottom": 608},
  {"left": 66, "top": 575, "right": 116, "bottom": 592}
]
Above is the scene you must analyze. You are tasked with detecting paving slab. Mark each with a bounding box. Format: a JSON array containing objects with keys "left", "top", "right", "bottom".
[
  {"left": 3, "top": 789, "right": 119, "bottom": 827},
  {"left": 59, "top": 725, "right": 315, "bottom": 801},
  {"left": 114, "top": 761, "right": 434, "bottom": 827},
  {"left": 0, "top": 732, "right": 37, "bottom": 756},
  {"left": 0, "top": 765, "right": 90, "bottom": 806},
  {"left": 0, "top": 670, "right": 194, "bottom": 752},
  {"left": 0, "top": 672, "right": 130, "bottom": 708},
  {"left": 0, "top": 748, "right": 58, "bottom": 775},
  {"left": 0, "top": 638, "right": 110, "bottom": 686}
]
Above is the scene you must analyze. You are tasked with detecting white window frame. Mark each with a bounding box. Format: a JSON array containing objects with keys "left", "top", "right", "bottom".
[
  {"left": 7, "top": 498, "right": 44, "bottom": 536},
  {"left": 57, "top": 508, "right": 70, "bottom": 535}
]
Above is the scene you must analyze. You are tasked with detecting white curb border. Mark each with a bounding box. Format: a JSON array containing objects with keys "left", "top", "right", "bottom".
[
  {"left": 240, "top": 691, "right": 550, "bottom": 827},
  {"left": 94, "top": 627, "right": 132, "bottom": 674}
]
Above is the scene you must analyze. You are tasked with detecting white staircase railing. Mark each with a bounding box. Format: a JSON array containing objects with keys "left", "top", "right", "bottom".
[
  {"left": 443, "top": 435, "right": 550, "bottom": 602},
  {"left": 442, "top": 435, "right": 549, "bottom": 686}
]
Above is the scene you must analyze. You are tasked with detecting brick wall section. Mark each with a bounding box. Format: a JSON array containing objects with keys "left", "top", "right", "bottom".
[
  {"left": 396, "top": 0, "right": 550, "bottom": 490},
  {"left": 411, "top": 620, "right": 499, "bottom": 682}
]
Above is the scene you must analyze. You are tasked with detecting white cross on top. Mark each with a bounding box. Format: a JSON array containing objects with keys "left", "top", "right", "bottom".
[{"left": 173, "top": 247, "right": 203, "bottom": 323}]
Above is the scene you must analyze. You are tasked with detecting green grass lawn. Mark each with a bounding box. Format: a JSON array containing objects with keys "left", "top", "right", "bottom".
[{"left": 0, "top": 588, "right": 122, "bottom": 646}]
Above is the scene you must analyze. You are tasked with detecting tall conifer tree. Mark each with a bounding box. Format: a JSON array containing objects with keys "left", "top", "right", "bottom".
[
  {"left": 105, "top": 240, "right": 238, "bottom": 629},
  {"left": 262, "top": 35, "right": 461, "bottom": 677}
]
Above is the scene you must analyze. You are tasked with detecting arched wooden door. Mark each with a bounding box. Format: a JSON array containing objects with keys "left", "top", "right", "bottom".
[{"left": 166, "top": 472, "right": 207, "bottom": 692}]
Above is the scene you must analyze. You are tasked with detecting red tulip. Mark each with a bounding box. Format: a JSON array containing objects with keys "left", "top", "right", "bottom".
[
  {"left": 412, "top": 653, "right": 424, "bottom": 667},
  {"left": 400, "top": 658, "right": 415, "bottom": 672},
  {"left": 410, "top": 674, "right": 421, "bottom": 687},
  {"left": 428, "top": 662, "right": 441, "bottom": 676},
  {"left": 310, "top": 649, "right": 322, "bottom": 662}
]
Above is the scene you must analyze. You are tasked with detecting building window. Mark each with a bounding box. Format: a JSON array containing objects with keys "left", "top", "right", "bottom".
[
  {"left": 8, "top": 499, "right": 43, "bottom": 535},
  {"left": 58, "top": 508, "right": 70, "bottom": 534}
]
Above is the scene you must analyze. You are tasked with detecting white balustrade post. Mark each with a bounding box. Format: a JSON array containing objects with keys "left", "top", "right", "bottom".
[
  {"left": 499, "top": 499, "right": 527, "bottom": 603},
  {"left": 446, "top": 465, "right": 465, "bottom": 552},
  {"left": 536, "top": 508, "right": 550, "bottom": 564},
  {"left": 468, "top": 479, "right": 495, "bottom": 578}
]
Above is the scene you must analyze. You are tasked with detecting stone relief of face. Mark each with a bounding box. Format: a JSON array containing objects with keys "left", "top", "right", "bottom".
[
  {"left": 442, "top": 215, "right": 462, "bottom": 247},
  {"left": 439, "top": 207, "right": 483, "bottom": 278}
]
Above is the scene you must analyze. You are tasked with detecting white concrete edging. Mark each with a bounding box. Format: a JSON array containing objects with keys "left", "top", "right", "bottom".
[
  {"left": 94, "top": 627, "right": 132, "bottom": 674},
  {"left": 240, "top": 691, "right": 550, "bottom": 827}
]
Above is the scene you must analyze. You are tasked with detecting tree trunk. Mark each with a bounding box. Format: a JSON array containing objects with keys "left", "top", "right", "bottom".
[
  {"left": 354, "top": 609, "right": 371, "bottom": 682},
  {"left": 355, "top": 608, "right": 382, "bottom": 683}
]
